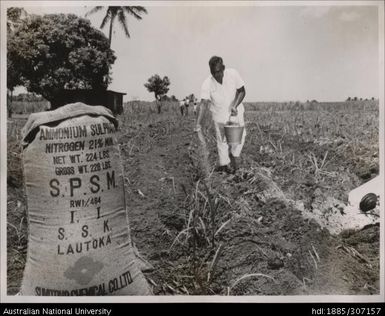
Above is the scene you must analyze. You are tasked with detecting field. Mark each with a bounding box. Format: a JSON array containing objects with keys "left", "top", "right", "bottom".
[{"left": 7, "top": 100, "right": 380, "bottom": 296}]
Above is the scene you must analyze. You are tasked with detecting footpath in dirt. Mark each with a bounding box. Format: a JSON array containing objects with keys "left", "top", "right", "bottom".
[
  {"left": 117, "top": 115, "right": 380, "bottom": 296},
  {"left": 119, "top": 116, "right": 197, "bottom": 294}
]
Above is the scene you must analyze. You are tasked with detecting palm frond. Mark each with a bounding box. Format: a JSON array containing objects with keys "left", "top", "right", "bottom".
[
  {"left": 132, "top": 6, "right": 148, "bottom": 14},
  {"left": 117, "top": 11, "right": 130, "bottom": 38},
  {"left": 123, "top": 6, "right": 148, "bottom": 20},
  {"left": 100, "top": 10, "right": 111, "bottom": 29},
  {"left": 85, "top": 6, "right": 103, "bottom": 17},
  {"left": 89, "top": 6, "right": 147, "bottom": 46}
]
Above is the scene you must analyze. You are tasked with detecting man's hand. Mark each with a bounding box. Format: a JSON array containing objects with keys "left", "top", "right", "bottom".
[{"left": 230, "top": 105, "right": 238, "bottom": 116}]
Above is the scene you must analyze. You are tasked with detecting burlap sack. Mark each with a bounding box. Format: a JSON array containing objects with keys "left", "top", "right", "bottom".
[{"left": 20, "top": 103, "right": 152, "bottom": 296}]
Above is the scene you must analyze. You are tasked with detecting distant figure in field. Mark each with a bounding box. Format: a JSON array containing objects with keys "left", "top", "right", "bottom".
[
  {"left": 193, "top": 99, "right": 198, "bottom": 116},
  {"left": 156, "top": 95, "right": 162, "bottom": 114},
  {"left": 179, "top": 98, "right": 186, "bottom": 116},
  {"left": 195, "top": 56, "right": 246, "bottom": 174},
  {"left": 185, "top": 98, "right": 190, "bottom": 116}
]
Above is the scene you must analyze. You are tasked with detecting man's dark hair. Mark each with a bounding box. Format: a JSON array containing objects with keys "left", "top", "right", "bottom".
[{"left": 209, "top": 56, "right": 224, "bottom": 73}]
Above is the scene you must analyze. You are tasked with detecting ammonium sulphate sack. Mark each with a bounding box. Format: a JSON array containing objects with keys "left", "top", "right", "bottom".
[{"left": 20, "top": 103, "right": 152, "bottom": 296}]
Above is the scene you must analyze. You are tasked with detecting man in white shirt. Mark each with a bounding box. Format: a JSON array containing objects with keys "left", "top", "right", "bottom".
[{"left": 195, "top": 56, "right": 246, "bottom": 174}]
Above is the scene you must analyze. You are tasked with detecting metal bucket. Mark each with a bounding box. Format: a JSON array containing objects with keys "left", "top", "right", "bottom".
[{"left": 224, "top": 124, "right": 244, "bottom": 144}]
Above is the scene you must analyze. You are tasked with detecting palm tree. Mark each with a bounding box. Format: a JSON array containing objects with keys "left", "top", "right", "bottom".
[{"left": 86, "top": 6, "right": 147, "bottom": 47}]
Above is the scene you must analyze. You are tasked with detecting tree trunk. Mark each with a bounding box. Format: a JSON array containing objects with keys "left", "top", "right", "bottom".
[
  {"left": 7, "top": 89, "right": 13, "bottom": 118},
  {"left": 109, "top": 16, "right": 113, "bottom": 47}
]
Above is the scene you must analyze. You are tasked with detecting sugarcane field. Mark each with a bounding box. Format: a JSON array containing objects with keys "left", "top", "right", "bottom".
[
  {"left": 3, "top": 2, "right": 383, "bottom": 302},
  {"left": 7, "top": 99, "right": 381, "bottom": 296}
]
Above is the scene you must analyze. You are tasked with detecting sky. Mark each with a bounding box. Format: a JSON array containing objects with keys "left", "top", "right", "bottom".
[{"left": 6, "top": 1, "right": 382, "bottom": 102}]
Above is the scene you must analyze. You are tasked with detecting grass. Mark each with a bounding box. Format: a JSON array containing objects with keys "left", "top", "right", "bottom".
[{"left": 9, "top": 100, "right": 50, "bottom": 115}]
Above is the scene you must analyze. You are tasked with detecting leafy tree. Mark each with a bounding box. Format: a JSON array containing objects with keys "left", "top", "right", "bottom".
[
  {"left": 7, "top": 59, "right": 22, "bottom": 92},
  {"left": 7, "top": 7, "right": 27, "bottom": 33},
  {"left": 7, "top": 7, "right": 27, "bottom": 94},
  {"left": 144, "top": 74, "right": 170, "bottom": 113},
  {"left": 346, "top": 97, "right": 351, "bottom": 101},
  {"left": 7, "top": 58, "right": 23, "bottom": 118},
  {"left": 86, "top": 6, "right": 147, "bottom": 46},
  {"left": 7, "top": 7, "right": 27, "bottom": 117},
  {"left": 7, "top": 13, "right": 116, "bottom": 107},
  {"left": 160, "top": 95, "right": 178, "bottom": 102}
]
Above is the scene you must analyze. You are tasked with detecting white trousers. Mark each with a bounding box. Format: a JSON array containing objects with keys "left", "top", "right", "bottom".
[{"left": 213, "top": 113, "right": 246, "bottom": 166}]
